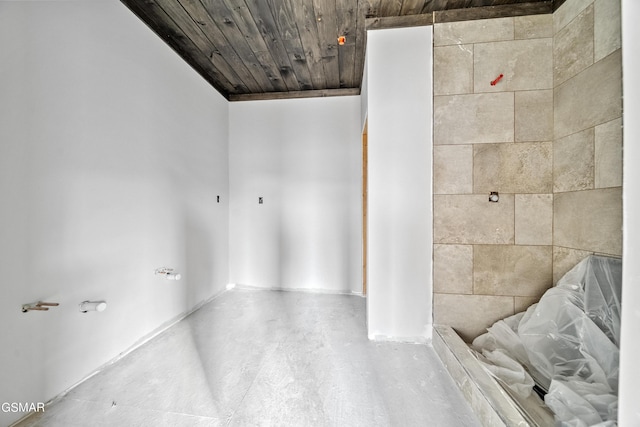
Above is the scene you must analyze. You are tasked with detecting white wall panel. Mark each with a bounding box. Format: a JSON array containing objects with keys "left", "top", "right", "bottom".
[
  {"left": 0, "top": 2, "right": 229, "bottom": 424},
  {"left": 366, "top": 26, "right": 433, "bottom": 341},
  {"left": 620, "top": 1, "right": 640, "bottom": 424},
  {"left": 229, "top": 97, "right": 362, "bottom": 294}
]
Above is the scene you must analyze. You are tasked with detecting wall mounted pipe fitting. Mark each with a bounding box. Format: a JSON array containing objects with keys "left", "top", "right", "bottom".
[
  {"left": 22, "top": 301, "right": 59, "bottom": 313},
  {"left": 155, "top": 267, "right": 181, "bottom": 280},
  {"left": 79, "top": 301, "right": 107, "bottom": 313}
]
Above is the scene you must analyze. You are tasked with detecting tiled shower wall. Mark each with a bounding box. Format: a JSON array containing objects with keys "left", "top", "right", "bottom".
[
  {"left": 551, "top": 0, "right": 622, "bottom": 281},
  {"left": 432, "top": 0, "right": 622, "bottom": 342}
]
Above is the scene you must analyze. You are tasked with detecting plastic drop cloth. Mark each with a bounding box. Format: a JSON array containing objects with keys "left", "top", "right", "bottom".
[{"left": 472, "top": 255, "right": 622, "bottom": 426}]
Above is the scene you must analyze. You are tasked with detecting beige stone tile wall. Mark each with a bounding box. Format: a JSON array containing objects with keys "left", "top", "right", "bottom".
[
  {"left": 593, "top": 0, "right": 621, "bottom": 61},
  {"left": 433, "top": 14, "right": 554, "bottom": 341},
  {"left": 553, "top": 4, "right": 594, "bottom": 86},
  {"left": 433, "top": 294, "right": 515, "bottom": 342},
  {"left": 434, "top": 195, "right": 515, "bottom": 245},
  {"left": 514, "top": 15, "right": 553, "bottom": 40},
  {"left": 433, "top": 145, "right": 473, "bottom": 194},
  {"left": 515, "top": 194, "right": 553, "bottom": 245},
  {"left": 474, "top": 39, "right": 552, "bottom": 93},
  {"left": 515, "top": 90, "right": 553, "bottom": 142},
  {"left": 552, "top": 246, "right": 593, "bottom": 284},
  {"left": 595, "top": 118, "right": 623, "bottom": 188},
  {"left": 434, "top": 17, "right": 513, "bottom": 46},
  {"left": 434, "top": 93, "right": 514, "bottom": 144},
  {"left": 553, "top": 128, "right": 595, "bottom": 192},
  {"left": 554, "top": 188, "right": 622, "bottom": 256},
  {"left": 473, "top": 245, "right": 552, "bottom": 297},
  {"left": 554, "top": 49, "right": 622, "bottom": 139},
  {"left": 432, "top": 0, "right": 622, "bottom": 343},
  {"left": 433, "top": 245, "right": 473, "bottom": 294},
  {"left": 552, "top": 0, "right": 622, "bottom": 274},
  {"left": 473, "top": 142, "right": 552, "bottom": 193}
]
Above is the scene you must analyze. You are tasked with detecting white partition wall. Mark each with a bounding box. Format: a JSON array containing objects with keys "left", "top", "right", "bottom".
[
  {"left": 366, "top": 26, "right": 433, "bottom": 341},
  {"left": 0, "top": 3, "right": 229, "bottom": 425},
  {"left": 229, "top": 97, "right": 362, "bottom": 294},
  {"left": 620, "top": 1, "right": 640, "bottom": 425}
]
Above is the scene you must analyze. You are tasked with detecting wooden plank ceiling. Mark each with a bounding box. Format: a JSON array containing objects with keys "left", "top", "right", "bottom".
[{"left": 120, "top": 0, "right": 557, "bottom": 101}]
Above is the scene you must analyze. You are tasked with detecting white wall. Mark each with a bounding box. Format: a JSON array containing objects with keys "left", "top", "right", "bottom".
[
  {"left": 0, "top": 2, "right": 229, "bottom": 424},
  {"left": 228, "top": 97, "right": 362, "bottom": 293},
  {"left": 366, "top": 26, "right": 433, "bottom": 341},
  {"left": 619, "top": 1, "right": 640, "bottom": 424}
]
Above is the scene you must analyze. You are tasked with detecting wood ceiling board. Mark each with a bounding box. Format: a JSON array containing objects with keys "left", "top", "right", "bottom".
[
  {"left": 379, "top": 0, "right": 404, "bottom": 16},
  {"left": 366, "top": 0, "right": 383, "bottom": 16},
  {"left": 268, "top": 0, "right": 316, "bottom": 91},
  {"left": 336, "top": 0, "right": 358, "bottom": 88},
  {"left": 251, "top": 50, "right": 288, "bottom": 92},
  {"left": 243, "top": 0, "right": 302, "bottom": 90},
  {"left": 401, "top": 0, "right": 430, "bottom": 14},
  {"left": 221, "top": 0, "right": 289, "bottom": 92},
  {"left": 312, "top": 0, "right": 341, "bottom": 89},
  {"left": 420, "top": 0, "right": 454, "bottom": 14},
  {"left": 291, "top": 0, "right": 329, "bottom": 89},
  {"left": 176, "top": 0, "right": 261, "bottom": 93},
  {"left": 121, "top": 0, "right": 555, "bottom": 100},
  {"left": 200, "top": 0, "right": 278, "bottom": 93}
]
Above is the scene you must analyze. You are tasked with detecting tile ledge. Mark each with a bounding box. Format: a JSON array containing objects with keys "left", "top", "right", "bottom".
[{"left": 432, "top": 324, "right": 554, "bottom": 427}]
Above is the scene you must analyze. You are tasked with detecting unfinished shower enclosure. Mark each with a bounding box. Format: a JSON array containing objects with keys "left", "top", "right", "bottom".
[
  {"left": 430, "top": 0, "right": 622, "bottom": 424},
  {"left": 432, "top": 0, "right": 622, "bottom": 341}
]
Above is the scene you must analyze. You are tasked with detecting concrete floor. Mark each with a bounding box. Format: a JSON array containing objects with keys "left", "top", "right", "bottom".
[{"left": 17, "top": 288, "right": 480, "bottom": 426}]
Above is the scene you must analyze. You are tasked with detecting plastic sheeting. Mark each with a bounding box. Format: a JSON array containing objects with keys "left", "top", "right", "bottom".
[{"left": 472, "top": 255, "right": 622, "bottom": 426}]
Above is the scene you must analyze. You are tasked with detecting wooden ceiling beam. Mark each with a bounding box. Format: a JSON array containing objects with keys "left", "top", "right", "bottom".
[
  {"left": 433, "top": 2, "right": 552, "bottom": 23},
  {"left": 367, "top": 1, "right": 552, "bottom": 30},
  {"left": 366, "top": 13, "right": 433, "bottom": 30},
  {"left": 229, "top": 88, "right": 360, "bottom": 102}
]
